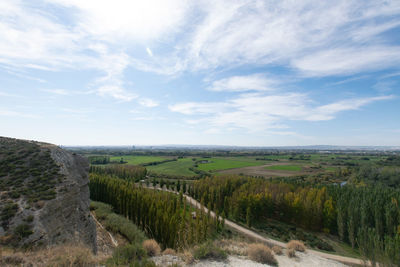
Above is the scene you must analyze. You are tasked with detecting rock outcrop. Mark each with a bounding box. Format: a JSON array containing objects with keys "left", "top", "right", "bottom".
[{"left": 0, "top": 137, "right": 96, "bottom": 252}]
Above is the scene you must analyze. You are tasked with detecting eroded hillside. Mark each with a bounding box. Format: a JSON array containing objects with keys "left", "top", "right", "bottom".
[{"left": 0, "top": 137, "right": 96, "bottom": 251}]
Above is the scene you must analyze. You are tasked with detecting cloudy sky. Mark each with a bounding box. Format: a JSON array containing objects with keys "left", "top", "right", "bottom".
[{"left": 1, "top": 0, "right": 399, "bottom": 146}]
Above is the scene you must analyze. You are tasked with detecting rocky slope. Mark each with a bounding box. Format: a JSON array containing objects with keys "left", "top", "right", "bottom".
[{"left": 0, "top": 137, "right": 96, "bottom": 252}]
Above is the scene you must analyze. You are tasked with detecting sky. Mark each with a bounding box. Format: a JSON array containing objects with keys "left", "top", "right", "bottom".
[{"left": 0, "top": 0, "right": 400, "bottom": 146}]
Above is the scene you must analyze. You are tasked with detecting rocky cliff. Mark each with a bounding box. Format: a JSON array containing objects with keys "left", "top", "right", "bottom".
[{"left": 0, "top": 137, "right": 96, "bottom": 252}]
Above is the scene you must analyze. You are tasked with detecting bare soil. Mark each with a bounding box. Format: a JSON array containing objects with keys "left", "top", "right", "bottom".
[{"left": 218, "top": 162, "right": 321, "bottom": 177}]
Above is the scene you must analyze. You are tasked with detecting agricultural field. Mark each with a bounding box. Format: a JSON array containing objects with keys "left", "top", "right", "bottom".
[
  {"left": 146, "top": 157, "right": 198, "bottom": 177},
  {"left": 196, "top": 157, "right": 265, "bottom": 172},
  {"left": 264, "top": 164, "right": 303, "bottom": 171},
  {"left": 109, "top": 155, "right": 169, "bottom": 165}
]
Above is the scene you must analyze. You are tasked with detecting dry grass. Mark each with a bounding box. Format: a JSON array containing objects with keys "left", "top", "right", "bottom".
[
  {"left": 287, "top": 240, "right": 306, "bottom": 252},
  {"left": 163, "top": 248, "right": 177, "bottom": 255},
  {"left": 247, "top": 243, "right": 277, "bottom": 266},
  {"left": 182, "top": 250, "right": 194, "bottom": 264},
  {"left": 0, "top": 244, "right": 97, "bottom": 267},
  {"left": 286, "top": 248, "right": 296, "bottom": 258},
  {"left": 143, "top": 239, "right": 161, "bottom": 257},
  {"left": 213, "top": 239, "right": 248, "bottom": 256},
  {"left": 272, "top": 245, "right": 283, "bottom": 255}
]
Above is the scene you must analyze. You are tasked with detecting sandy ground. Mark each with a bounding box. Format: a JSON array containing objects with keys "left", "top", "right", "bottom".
[{"left": 152, "top": 253, "right": 348, "bottom": 267}]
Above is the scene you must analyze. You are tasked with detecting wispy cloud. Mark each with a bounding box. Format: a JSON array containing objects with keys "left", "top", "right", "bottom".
[
  {"left": 170, "top": 93, "right": 394, "bottom": 132},
  {"left": 292, "top": 46, "right": 400, "bottom": 77},
  {"left": 138, "top": 98, "right": 159, "bottom": 108},
  {"left": 146, "top": 47, "right": 153, "bottom": 57},
  {"left": 208, "top": 74, "right": 278, "bottom": 92},
  {"left": 0, "top": 91, "right": 22, "bottom": 97},
  {"left": 97, "top": 85, "right": 137, "bottom": 102},
  {"left": 0, "top": 109, "right": 39, "bottom": 118},
  {"left": 41, "top": 89, "right": 70, "bottom": 95}
]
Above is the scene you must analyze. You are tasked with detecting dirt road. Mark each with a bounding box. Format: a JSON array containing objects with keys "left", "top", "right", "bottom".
[{"left": 146, "top": 185, "right": 368, "bottom": 266}]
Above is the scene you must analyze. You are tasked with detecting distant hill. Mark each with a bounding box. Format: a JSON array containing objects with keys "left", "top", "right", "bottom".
[{"left": 0, "top": 136, "right": 96, "bottom": 251}]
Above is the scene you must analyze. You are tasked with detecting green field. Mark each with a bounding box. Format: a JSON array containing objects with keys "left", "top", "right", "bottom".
[
  {"left": 264, "top": 165, "right": 302, "bottom": 171},
  {"left": 109, "top": 155, "right": 169, "bottom": 165},
  {"left": 146, "top": 157, "right": 197, "bottom": 177},
  {"left": 197, "top": 157, "right": 264, "bottom": 172}
]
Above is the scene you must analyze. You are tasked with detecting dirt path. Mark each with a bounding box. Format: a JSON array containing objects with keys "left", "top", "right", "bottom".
[{"left": 145, "top": 185, "right": 368, "bottom": 266}]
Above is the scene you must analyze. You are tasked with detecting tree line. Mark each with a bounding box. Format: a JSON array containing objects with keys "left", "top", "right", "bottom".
[
  {"left": 89, "top": 174, "right": 223, "bottom": 249},
  {"left": 89, "top": 164, "right": 146, "bottom": 182},
  {"left": 189, "top": 176, "right": 400, "bottom": 266}
]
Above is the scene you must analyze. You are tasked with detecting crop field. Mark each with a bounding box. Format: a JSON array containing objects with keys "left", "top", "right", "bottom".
[
  {"left": 146, "top": 157, "right": 197, "bottom": 177},
  {"left": 109, "top": 155, "right": 169, "bottom": 165},
  {"left": 264, "top": 164, "right": 303, "bottom": 171},
  {"left": 196, "top": 157, "right": 265, "bottom": 172}
]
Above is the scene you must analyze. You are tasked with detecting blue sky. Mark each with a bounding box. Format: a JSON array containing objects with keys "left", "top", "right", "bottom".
[{"left": 0, "top": 0, "right": 399, "bottom": 146}]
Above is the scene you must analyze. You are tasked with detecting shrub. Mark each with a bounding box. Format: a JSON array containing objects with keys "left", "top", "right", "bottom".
[
  {"left": 110, "top": 244, "right": 146, "bottom": 265},
  {"left": 143, "top": 239, "right": 161, "bottom": 257},
  {"left": 183, "top": 250, "right": 194, "bottom": 264},
  {"left": 193, "top": 242, "right": 227, "bottom": 261},
  {"left": 247, "top": 243, "right": 277, "bottom": 266},
  {"left": 287, "top": 240, "right": 306, "bottom": 252},
  {"left": 272, "top": 245, "right": 283, "bottom": 255},
  {"left": 163, "top": 248, "right": 177, "bottom": 255},
  {"left": 286, "top": 248, "right": 296, "bottom": 258},
  {"left": 14, "top": 224, "right": 33, "bottom": 240}
]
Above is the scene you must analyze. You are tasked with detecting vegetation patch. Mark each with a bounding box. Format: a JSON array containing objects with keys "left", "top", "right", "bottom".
[
  {"left": 90, "top": 201, "right": 146, "bottom": 244},
  {"left": 196, "top": 157, "right": 264, "bottom": 172},
  {"left": 146, "top": 157, "right": 198, "bottom": 177},
  {"left": 110, "top": 155, "right": 169, "bottom": 165},
  {"left": 193, "top": 241, "right": 227, "bottom": 261},
  {"left": 247, "top": 243, "right": 277, "bottom": 266},
  {"left": 264, "top": 164, "right": 302, "bottom": 171},
  {"left": 0, "top": 137, "right": 63, "bottom": 231},
  {"left": 143, "top": 239, "right": 161, "bottom": 257},
  {"left": 287, "top": 240, "right": 306, "bottom": 252}
]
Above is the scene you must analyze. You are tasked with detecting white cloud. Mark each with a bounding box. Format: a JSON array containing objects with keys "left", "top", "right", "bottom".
[
  {"left": 97, "top": 85, "right": 137, "bottom": 102},
  {"left": 208, "top": 74, "right": 277, "bottom": 92},
  {"left": 2, "top": 0, "right": 400, "bottom": 79},
  {"left": 41, "top": 88, "right": 69, "bottom": 95},
  {"left": 146, "top": 48, "right": 153, "bottom": 57},
  {"left": 49, "top": 0, "right": 189, "bottom": 42},
  {"left": 170, "top": 93, "right": 393, "bottom": 132},
  {"left": 292, "top": 46, "right": 400, "bottom": 76},
  {"left": 169, "top": 102, "right": 228, "bottom": 115},
  {"left": 138, "top": 98, "right": 159, "bottom": 108}
]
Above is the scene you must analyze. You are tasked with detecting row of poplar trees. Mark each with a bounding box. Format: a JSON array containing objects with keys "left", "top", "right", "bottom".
[
  {"left": 89, "top": 164, "right": 147, "bottom": 182},
  {"left": 189, "top": 175, "right": 400, "bottom": 266},
  {"left": 89, "top": 173, "right": 223, "bottom": 249}
]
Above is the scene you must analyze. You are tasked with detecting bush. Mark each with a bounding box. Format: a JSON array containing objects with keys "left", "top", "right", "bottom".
[
  {"left": 143, "top": 239, "right": 161, "bottom": 257},
  {"left": 193, "top": 242, "right": 227, "bottom": 261},
  {"left": 287, "top": 240, "right": 306, "bottom": 252},
  {"left": 91, "top": 201, "right": 146, "bottom": 244},
  {"left": 14, "top": 224, "right": 33, "bottom": 240},
  {"left": 163, "top": 248, "right": 177, "bottom": 255},
  {"left": 286, "top": 248, "right": 296, "bottom": 258},
  {"left": 183, "top": 250, "right": 194, "bottom": 264},
  {"left": 247, "top": 243, "right": 277, "bottom": 266},
  {"left": 272, "top": 246, "right": 282, "bottom": 255},
  {"left": 110, "top": 244, "right": 146, "bottom": 265}
]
